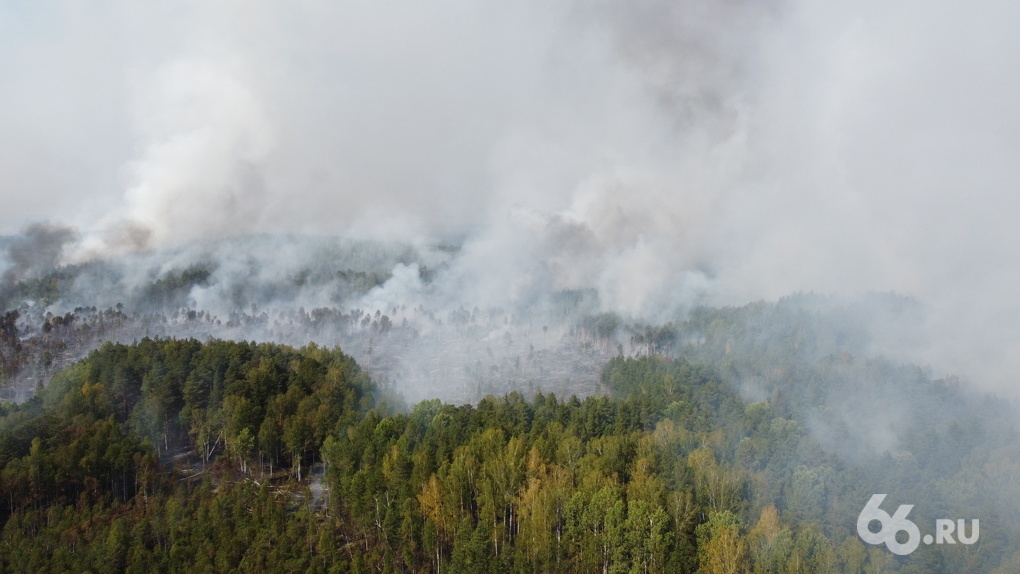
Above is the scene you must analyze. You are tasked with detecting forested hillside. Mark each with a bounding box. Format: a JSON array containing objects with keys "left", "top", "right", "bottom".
[
  {"left": 5, "top": 0, "right": 1020, "bottom": 570},
  {"left": 0, "top": 339, "right": 1016, "bottom": 572}
]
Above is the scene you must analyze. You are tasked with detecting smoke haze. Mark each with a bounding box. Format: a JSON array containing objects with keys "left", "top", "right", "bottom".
[{"left": 3, "top": 0, "right": 1020, "bottom": 393}]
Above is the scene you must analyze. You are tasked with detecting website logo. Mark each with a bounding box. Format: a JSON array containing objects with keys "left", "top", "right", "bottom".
[{"left": 856, "top": 494, "right": 979, "bottom": 556}]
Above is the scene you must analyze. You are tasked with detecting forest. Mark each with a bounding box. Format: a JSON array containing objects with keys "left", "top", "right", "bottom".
[
  {"left": 0, "top": 334, "right": 1016, "bottom": 573},
  {"left": 0, "top": 240, "right": 1017, "bottom": 572},
  {"left": 5, "top": 0, "right": 1020, "bottom": 570}
]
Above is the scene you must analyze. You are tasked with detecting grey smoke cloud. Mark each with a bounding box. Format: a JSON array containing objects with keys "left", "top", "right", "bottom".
[
  {"left": 2, "top": 0, "right": 1020, "bottom": 391},
  {"left": 1, "top": 223, "right": 76, "bottom": 285}
]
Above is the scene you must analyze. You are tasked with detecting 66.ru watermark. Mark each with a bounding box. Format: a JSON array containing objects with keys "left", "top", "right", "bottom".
[{"left": 857, "top": 494, "right": 979, "bottom": 555}]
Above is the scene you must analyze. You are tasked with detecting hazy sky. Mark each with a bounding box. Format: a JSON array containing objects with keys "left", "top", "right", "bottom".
[{"left": 3, "top": 0, "right": 1020, "bottom": 390}]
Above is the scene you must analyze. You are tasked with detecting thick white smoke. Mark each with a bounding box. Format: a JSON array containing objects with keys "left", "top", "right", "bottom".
[{"left": 3, "top": 0, "right": 1020, "bottom": 392}]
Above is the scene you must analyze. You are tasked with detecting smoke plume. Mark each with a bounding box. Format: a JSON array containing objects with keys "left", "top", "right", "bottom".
[
  {"left": 2, "top": 0, "right": 1020, "bottom": 394},
  {"left": 1, "top": 223, "right": 76, "bottom": 285}
]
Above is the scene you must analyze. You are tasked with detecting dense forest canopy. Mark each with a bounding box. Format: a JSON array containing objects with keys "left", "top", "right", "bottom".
[
  {"left": 4, "top": 0, "right": 1020, "bottom": 570},
  {"left": 0, "top": 337, "right": 1015, "bottom": 572},
  {"left": 0, "top": 232, "right": 1016, "bottom": 573}
]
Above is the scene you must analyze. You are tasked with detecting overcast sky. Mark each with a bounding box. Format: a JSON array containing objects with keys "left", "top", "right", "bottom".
[{"left": 3, "top": 0, "right": 1020, "bottom": 390}]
